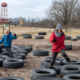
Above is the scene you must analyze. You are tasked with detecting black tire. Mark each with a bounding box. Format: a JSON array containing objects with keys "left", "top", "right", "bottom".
[
  {"left": 33, "top": 50, "right": 49, "bottom": 56},
  {"left": 38, "top": 77, "right": 65, "bottom": 80},
  {"left": 13, "top": 54, "right": 23, "bottom": 59},
  {"left": 71, "top": 38, "right": 77, "bottom": 41},
  {"left": 77, "top": 36, "right": 80, "bottom": 40},
  {"left": 0, "top": 58, "right": 4, "bottom": 67},
  {"left": 15, "top": 45, "right": 25, "bottom": 49},
  {"left": 3, "top": 58, "right": 24, "bottom": 68},
  {"left": 22, "top": 34, "right": 30, "bottom": 36},
  {"left": 41, "top": 65, "right": 60, "bottom": 74},
  {"left": 41, "top": 59, "right": 61, "bottom": 66},
  {"left": 62, "top": 60, "right": 80, "bottom": 65},
  {"left": 38, "top": 32, "right": 47, "bottom": 35},
  {"left": 24, "top": 47, "right": 32, "bottom": 52},
  {"left": 0, "top": 55, "right": 8, "bottom": 59},
  {"left": 60, "top": 65, "right": 80, "bottom": 77},
  {"left": 23, "top": 35, "right": 32, "bottom": 39},
  {"left": 65, "top": 36, "right": 71, "bottom": 40},
  {"left": 65, "top": 44, "right": 72, "bottom": 50},
  {"left": 35, "top": 36, "right": 44, "bottom": 39},
  {"left": 19, "top": 46, "right": 33, "bottom": 52},
  {"left": 18, "top": 50, "right": 28, "bottom": 55},
  {"left": 63, "top": 74, "right": 80, "bottom": 80},
  {"left": 29, "top": 46, "right": 33, "bottom": 51},
  {"left": 14, "top": 50, "right": 28, "bottom": 55},
  {"left": 46, "top": 57, "right": 63, "bottom": 61},
  {"left": 15, "top": 53, "right": 26, "bottom": 60},
  {"left": 0, "top": 52, "right": 9, "bottom": 56},
  {"left": 0, "top": 77, "right": 25, "bottom": 80},
  {"left": 12, "top": 46, "right": 19, "bottom": 49},
  {"left": 30, "top": 68, "right": 56, "bottom": 80}
]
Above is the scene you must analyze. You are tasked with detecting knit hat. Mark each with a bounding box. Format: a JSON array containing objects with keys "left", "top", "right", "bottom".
[{"left": 56, "top": 23, "right": 62, "bottom": 30}]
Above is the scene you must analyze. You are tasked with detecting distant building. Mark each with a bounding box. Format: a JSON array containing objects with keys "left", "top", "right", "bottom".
[{"left": 20, "top": 19, "right": 26, "bottom": 26}]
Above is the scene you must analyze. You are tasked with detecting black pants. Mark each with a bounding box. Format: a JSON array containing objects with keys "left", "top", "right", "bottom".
[
  {"left": 50, "top": 49, "right": 70, "bottom": 66},
  {"left": 0, "top": 45, "right": 13, "bottom": 58}
]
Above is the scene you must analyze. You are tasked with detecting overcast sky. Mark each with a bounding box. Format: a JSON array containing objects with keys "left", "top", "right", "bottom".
[{"left": 0, "top": 0, "right": 52, "bottom": 19}]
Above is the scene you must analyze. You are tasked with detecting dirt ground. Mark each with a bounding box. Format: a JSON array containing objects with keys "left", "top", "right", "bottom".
[{"left": 0, "top": 32, "right": 80, "bottom": 80}]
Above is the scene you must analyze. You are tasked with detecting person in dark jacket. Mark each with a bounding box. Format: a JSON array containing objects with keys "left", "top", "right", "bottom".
[
  {"left": 0, "top": 30, "right": 17, "bottom": 58},
  {"left": 49, "top": 23, "right": 71, "bottom": 67}
]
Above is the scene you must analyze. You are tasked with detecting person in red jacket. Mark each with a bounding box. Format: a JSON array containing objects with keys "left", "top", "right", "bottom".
[{"left": 49, "top": 23, "right": 71, "bottom": 67}]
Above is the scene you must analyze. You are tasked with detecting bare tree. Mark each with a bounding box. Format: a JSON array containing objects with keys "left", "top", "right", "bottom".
[{"left": 46, "top": 0, "right": 79, "bottom": 27}]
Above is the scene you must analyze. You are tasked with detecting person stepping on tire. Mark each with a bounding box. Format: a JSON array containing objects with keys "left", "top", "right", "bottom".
[
  {"left": 0, "top": 30, "right": 17, "bottom": 58},
  {"left": 49, "top": 23, "right": 72, "bottom": 68}
]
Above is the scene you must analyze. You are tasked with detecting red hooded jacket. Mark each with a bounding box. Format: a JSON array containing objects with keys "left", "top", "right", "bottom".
[{"left": 49, "top": 31, "right": 66, "bottom": 52}]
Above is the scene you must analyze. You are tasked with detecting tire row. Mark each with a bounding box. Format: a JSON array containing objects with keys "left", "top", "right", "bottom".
[
  {"left": 22, "top": 32, "right": 47, "bottom": 39},
  {"left": 65, "top": 36, "right": 80, "bottom": 41},
  {"left": 0, "top": 45, "right": 33, "bottom": 69}
]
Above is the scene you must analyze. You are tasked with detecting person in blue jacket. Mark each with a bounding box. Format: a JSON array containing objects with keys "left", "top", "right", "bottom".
[{"left": 0, "top": 30, "right": 17, "bottom": 58}]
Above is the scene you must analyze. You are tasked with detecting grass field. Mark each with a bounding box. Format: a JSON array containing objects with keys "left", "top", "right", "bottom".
[{"left": 0, "top": 25, "right": 80, "bottom": 37}]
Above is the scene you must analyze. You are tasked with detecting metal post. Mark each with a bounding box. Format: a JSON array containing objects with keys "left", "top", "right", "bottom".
[
  {"left": 4, "top": 7, "right": 5, "bottom": 20},
  {"left": 49, "top": 23, "right": 50, "bottom": 32},
  {"left": 2, "top": 23, "right": 4, "bottom": 35},
  {"left": 9, "top": 23, "right": 10, "bottom": 31}
]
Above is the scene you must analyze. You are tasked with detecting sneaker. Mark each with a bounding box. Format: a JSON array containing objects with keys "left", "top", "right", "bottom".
[{"left": 49, "top": 64, "right": 53, "bottom": 68}]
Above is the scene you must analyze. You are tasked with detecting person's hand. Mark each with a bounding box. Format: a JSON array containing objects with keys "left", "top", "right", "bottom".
[
  {"left": 13, "top": 33, "right": 16, "bottom": 36},
  {"left": 53, "top": 39, "right": 56, "bottom": 42}
]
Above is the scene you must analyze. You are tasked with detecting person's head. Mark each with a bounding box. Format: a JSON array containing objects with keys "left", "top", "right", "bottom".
[
  {"left": 56, "top": 23, "right": 62, "bottom": 33},
  {"left": 5, "top": 30, "right": 10, "bottom": 36}
]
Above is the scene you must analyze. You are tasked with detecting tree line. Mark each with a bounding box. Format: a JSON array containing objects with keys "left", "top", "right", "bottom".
[{"left": 9, "top": 0, "right": 80, "bottom": 28}]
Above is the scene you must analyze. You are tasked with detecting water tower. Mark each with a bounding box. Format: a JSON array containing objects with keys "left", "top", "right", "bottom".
[
  {"left": 1, "top": 2, "right": 11, "bottom": 35},
  {"left": 1, "top": 2, "right": 8, "bottom": 21}
]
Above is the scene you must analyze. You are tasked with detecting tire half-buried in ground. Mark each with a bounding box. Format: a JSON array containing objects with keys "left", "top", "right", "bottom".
[
  {"left": 0, "top": 77, "right": 25, "bottom": 80},
  {"left": 14, "top": 53, "right": 26, "bottom": 60},
  {"left": 46, "top": 57, "right": 63, "bottom": 61},
  {"left": 0, "top": 58, "right": 4, "bottom": 67},
  {"left": 38, "top": 77, "right": 65, "bottom": 80},
  {"left": 62, "top": 60, "right": 80, "bottom": 65},
  {"left": 38, "top": 32, "right": 47, "bottom": 35},
  {"left": 22, "top": 34, "right": 30, "bottom": 36},
  {"left": 63, "top": 74, "right": 80, "bottom": 80},
  {"left": 3, "top": 58, "right": 24, "bottom": 68},
  {"left": 23, "top": 35, "right": 32, "bottom": 39},
  {"left": 33, "top": 50, "right": 49, "bottom": 56},
  {"left": 13, "top": 54, "right": 23, "bottom": 59},
  {"left": 30, "top": 68, "right": 56, "bottom": 80},
  {"left": 41, "top": 65, "right": 60, "bottom": 74},
  {"left": 71, "top": 38, "right": 77, "bottom": 41},
  {"left": 77, "top": 36, "right": 80, "bottom": 40},
  {"left": 41, "top": 59, "right": 61, "bottom": 66},
  {"left": 60, "top": 65, "right": 80, "bottom": 77},
  {"left": 0, "top": 55, "right": 8, "bottom": 59},
  {"left": 65, "top": 44, "right": 72, "bottom": 50},
  {"left": 65, "top": 36, "right": 71, "bottom": 40},
  {"left": 35, "top": 36, "right": 44, "bottom": 39}
]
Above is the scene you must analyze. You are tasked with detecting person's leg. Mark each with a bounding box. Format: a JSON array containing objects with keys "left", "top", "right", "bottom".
[
  {"left": 0, "top": 45, "right": 5, "bottom": 53},
  {"left": 6, "top": 47, "right": 13, "bottom": 58},
  {"left": 49, "top": 52, "right": 58, "bottom": 67},
  {"left": 61, "top": 49, "right": 70, "bottom": 62}
]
